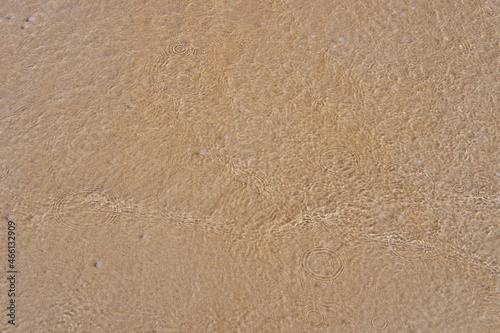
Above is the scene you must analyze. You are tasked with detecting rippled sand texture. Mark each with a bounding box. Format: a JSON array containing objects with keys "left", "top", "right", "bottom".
[{"left": 0, "top": 0, "right": 499, "bottom": 332}]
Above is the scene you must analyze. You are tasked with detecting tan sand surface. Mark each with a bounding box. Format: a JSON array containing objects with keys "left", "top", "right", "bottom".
[{"left": 0, "top": 0, "right": 498, "bottom": 332}]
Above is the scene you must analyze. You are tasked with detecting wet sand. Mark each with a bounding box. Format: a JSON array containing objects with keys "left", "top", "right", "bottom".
[{"left": 0, "top": 0, "right": 499, "bottom": 332}]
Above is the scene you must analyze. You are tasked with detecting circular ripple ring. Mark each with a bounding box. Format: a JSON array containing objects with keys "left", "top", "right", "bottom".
[
  {"left": 53, "top": 189, "right": 120, "bottom": 233},
  {"left": 305, "top": 309, "right": 324, "bottom": 327},
  {"left": 301, "top": 247, "right": 345, "bottom": 281}
]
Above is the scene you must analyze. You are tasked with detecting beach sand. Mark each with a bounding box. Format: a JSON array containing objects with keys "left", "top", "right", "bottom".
[{"left": 0, "top": 0, "right": 498, "bottom": 331}]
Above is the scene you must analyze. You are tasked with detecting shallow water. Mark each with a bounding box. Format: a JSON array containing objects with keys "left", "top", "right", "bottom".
[{"left": 0, "top": 0, "right": 498, "bottom": 332}]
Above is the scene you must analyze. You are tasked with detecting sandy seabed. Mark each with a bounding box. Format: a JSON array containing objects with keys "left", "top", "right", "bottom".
[{"left": 0, "top": 0, "right": 498, "bottom": 332}]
